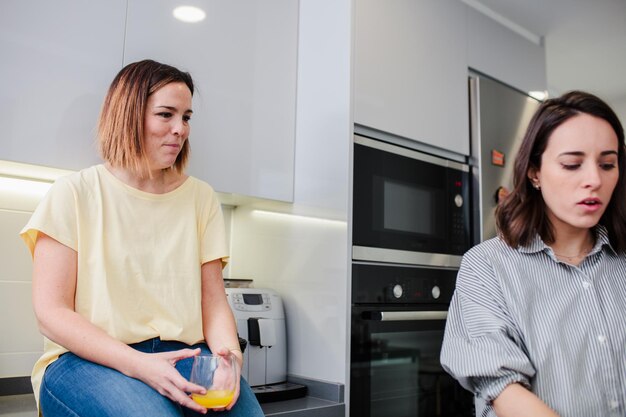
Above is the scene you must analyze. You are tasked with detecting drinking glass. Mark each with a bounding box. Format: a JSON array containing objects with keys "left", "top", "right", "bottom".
[{"left": 189, "top": 353, "right": 237, "bottom": 408}]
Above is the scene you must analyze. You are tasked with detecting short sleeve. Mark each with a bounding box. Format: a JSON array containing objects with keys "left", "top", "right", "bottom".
[
  {"left": 198, "top": 183, "right": 229, "bottom": 267},
  {"left": 20, "top": 176, "right": 78, "bottom": 256},
  {"left": 440, "top": 250, "right": 535, "bottom": 403}
]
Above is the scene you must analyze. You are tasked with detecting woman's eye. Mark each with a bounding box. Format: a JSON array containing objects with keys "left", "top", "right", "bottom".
[
  {"left": 562, "top": 164, "right": 580, "bottom": 170},
  {"left": 600, "top": 162, "right": 616, "bottom": 170},
  {"left": 183, "top": 115, "right": 192, "bottom": 122},
  {"left": 157, "top": 112, "right": 172, "bottom": 118}
]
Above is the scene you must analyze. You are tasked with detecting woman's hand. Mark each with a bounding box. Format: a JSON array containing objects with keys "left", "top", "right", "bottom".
[
  {"left": 130, "top": 348, "right": 208, "bottom": 414},
  {"left": 212, "top": 346, "right": 242, "bottom": 411}
]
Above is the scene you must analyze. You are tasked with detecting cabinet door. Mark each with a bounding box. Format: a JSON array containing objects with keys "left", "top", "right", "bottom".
[
  {"left": 0, "top": 0, "right": 126, "bottom": 170},
  {"left": 124, "top": 0, "right": 298, "bottom": 202},
  {"left": 354, "top": 0, "right": 469, "bottom": 155}
]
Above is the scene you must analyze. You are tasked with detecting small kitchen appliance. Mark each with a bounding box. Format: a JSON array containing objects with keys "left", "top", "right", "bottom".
[
  {"left": 225, "top": 287, "right": 306, "bottom": 402},
  {"left": 352, "top": 133, "right": 472, "bottom": 268}
]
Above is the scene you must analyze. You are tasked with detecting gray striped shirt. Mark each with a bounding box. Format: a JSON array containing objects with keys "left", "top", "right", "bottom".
[{"left": 441, "top": 226, "right": 626, "bottom": 417}]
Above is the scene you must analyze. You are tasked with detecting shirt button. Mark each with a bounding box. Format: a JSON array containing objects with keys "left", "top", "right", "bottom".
[
  {"left": 582, "top": 281, "right": 591, "bottom": 289},
  {"left": 597, "top": 335, "right": 607, "bottom": 344}
]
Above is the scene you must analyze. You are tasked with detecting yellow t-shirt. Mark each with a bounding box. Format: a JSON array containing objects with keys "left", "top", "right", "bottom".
[{"left": 20, "top": 164, "right": 229, "bottom": 403}]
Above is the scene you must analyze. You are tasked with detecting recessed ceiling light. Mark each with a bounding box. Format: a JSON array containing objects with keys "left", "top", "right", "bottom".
[
  {"left": 529, "top": 90, "right": 548, "bottom": 101},
  {"left": 173, "top": 6, "right": 206, "bottom": 23}
]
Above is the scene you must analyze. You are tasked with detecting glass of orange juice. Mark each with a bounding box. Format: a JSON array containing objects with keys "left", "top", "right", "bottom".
[{"left": 190, "top": 353, "right": 237, "bottom": 408}]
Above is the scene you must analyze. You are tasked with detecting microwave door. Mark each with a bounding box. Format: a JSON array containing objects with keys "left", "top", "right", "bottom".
[{"left": 352, "top": 136, "right": 471, "bottom": 265}]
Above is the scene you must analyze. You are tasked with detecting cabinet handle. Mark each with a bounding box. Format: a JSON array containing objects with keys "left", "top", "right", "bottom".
[{"left": 364, "top": 311, "right": 447, "bottom": 321}]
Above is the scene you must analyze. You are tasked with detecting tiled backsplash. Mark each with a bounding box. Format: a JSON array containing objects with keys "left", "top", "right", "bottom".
[{"left": 0, "top": 193, "right": 43, "bottom": 379}]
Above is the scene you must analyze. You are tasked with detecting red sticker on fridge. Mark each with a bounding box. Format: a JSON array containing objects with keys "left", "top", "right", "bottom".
[{"left": 491, "top": 149, "right": 505, "bottom": 167}]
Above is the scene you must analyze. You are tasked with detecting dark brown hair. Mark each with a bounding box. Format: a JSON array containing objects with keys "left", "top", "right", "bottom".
[
  {"left": 98, "top": 59, "right": 194, "bottom": 176},
  {"left": 495, "top": 90, "right": 626, "bottom": 252}
]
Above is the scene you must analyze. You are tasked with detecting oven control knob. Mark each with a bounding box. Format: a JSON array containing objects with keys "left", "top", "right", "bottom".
[
  {"left": 392, "top": 284, "right": 403, "bottom": 299},
  {"left": 431, "top": 285, "right": 441, "bottom": 300},
  {"left": 454, "top": 194, "right": 463, "bottom": 208}
]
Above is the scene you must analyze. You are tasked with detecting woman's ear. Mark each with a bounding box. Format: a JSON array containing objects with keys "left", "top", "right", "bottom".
[{"left": 527, "top": 167, "right": 540, "bottom": 190}]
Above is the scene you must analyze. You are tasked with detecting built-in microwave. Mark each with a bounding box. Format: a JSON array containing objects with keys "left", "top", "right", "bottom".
[{"left": 352, "top": 134, "right": 472, "bottom": 268}]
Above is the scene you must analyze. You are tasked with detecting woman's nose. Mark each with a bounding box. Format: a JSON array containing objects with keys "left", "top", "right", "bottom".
[
  {"left": 171, "top": 118, "right": 188, "bottom": 136},
  {"left": 583, "top": 166, "right": 602, "bottom": 188}
]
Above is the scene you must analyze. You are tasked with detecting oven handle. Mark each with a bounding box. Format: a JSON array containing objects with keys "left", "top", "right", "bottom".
[{"left": 363, "top": 310, "right": 448, "bottom": 321}]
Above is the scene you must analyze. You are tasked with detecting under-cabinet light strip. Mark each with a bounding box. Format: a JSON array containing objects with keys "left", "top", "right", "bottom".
[{"left": 251, "top": 209, "right": 347, "bottom": 226}]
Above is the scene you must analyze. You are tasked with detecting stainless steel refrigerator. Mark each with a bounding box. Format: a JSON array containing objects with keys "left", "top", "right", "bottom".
[{"left": 469, "top": 75, "right": 542, "bottom": 242}]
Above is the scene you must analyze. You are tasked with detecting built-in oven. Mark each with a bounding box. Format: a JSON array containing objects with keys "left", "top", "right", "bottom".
[
  {"left": 352, "top": 134, "right": 472, "bottom": 268},
  {"left": 350, "top": 262, "right": 474, "bottom": 417}
]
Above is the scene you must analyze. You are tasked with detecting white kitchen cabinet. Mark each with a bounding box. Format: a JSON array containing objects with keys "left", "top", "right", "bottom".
[
  {"left": 124, "top": 0, "right": 298, "bottom": 202},
  {"left": 354, "top": 0, "right": 469, "bottom": 155},
  {"left": 0, "top": 0, "right": 126, "bottom": 170}
]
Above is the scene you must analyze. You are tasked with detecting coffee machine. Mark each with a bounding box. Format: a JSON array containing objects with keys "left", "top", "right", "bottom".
[{"left": 225, "top": 287, "right": 306, "bottom": 402}]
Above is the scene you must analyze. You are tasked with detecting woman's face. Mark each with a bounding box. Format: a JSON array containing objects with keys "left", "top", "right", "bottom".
[
  {"left": 143, "top": 81, "right": 193, "bottom": 173},
  {"left": 530, "top": 113, "right": 619, "bottom": 236}
]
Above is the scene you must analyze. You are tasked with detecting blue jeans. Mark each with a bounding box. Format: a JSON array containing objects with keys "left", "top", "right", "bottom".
[{"left": 39, "top": 338, "right": 264, "bottom": 417}]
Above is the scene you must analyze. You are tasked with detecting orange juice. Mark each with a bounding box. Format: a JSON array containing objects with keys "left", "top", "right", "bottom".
[{"left": 192, "top": 390, "right": 235, "bottom": 408}]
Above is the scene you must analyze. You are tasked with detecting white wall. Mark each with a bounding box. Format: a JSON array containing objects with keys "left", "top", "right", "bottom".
[
  {"left": 609, "top": 96, "right": 626, "bottom": 129},
  {"left": 228, "top": 0, "right": 352, "bottom": 385}
]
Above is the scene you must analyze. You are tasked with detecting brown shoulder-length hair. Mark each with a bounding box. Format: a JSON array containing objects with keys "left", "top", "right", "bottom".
[
  {"left": 495, "top": 90, "right": 626, "bottom": 253},
  {"left": 98, "top": 59, "right": 194, "bottom": 176}
]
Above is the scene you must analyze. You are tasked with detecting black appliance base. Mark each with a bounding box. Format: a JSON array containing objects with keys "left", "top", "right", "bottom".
[{"left": 252, "top": 382, "right": 308, "bottom": 403}]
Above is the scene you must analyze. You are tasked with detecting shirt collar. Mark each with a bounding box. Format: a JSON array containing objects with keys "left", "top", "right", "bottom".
[
  {"left": 517, "top": 225, "right": 616, "bottom": 256},
  {"left": 593, "top": 225, "right": 616, "bottom": 255}
]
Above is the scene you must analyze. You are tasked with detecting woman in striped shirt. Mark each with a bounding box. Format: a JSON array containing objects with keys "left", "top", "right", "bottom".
[{"left": 441, "top": 91, "right": 626, "bottom": 417}]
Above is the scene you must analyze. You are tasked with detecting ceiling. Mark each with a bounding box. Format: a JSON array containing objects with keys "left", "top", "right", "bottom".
[{"left": 470, "top": 0, "right": 626, "bottom": 118}]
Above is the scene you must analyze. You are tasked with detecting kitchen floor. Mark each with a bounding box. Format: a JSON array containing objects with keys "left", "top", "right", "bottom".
[{"left": 0, "top": 395, "right": 37, "bottom": 417}]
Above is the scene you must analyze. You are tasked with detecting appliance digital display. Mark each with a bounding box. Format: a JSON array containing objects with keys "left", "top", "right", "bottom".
[{"left": 243, "top": 293, "right": 263, "bottom": 305}]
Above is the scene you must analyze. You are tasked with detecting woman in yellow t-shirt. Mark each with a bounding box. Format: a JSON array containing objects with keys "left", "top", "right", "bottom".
[{"left": 21, "top": 59, "right": 264, "bottom": 417}]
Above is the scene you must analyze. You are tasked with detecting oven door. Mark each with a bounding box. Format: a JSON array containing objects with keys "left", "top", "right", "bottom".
[
  {"left": 352, "top": 134, "right": 471, "bottom": 267},
  {"left": 350, "top": 305, "right": 474, "bottom": 417}
]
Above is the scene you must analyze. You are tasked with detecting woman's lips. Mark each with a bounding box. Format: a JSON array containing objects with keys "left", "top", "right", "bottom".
[
  {"left": 578, "top": 198, "right": 602, "bottom": 212},
  {"left": 163, "top": 143, "right": 181, "bottom": 152}
]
